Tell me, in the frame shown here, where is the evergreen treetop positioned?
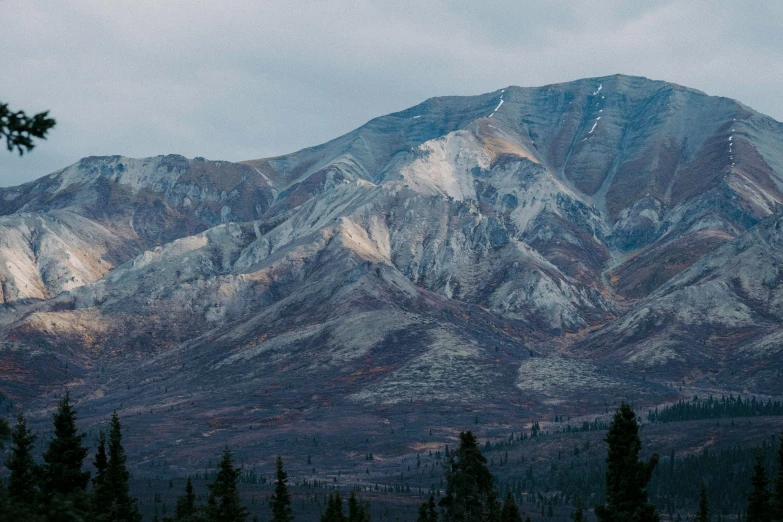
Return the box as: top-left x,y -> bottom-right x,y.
0,102 -> 56,155
595,402 -> 660,522
5,412 -> 39,512
347,490 -> 370,522
207,446 -> 248,522
747,454 -> 772,522
91,430 -> 111,519
417,494 -> 438,522
174,477 -> 199,521
571,497 -> 586,522
501,492 -> 523,522
270,455 -> 294,522
0,417 -> 10,449
773,431 -> 783,522
439,430 -> 496,522
321,492 -> 347,522
105,412 -> 141,522
42,392 -> 90,498
695,484 -> 710,522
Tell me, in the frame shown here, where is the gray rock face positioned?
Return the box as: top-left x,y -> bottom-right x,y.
2,74 -> 783,466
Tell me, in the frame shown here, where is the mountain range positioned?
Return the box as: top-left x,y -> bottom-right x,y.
1,74 -> 783,469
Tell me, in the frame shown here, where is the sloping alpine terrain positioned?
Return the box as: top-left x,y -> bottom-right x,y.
1,74 -> 783,470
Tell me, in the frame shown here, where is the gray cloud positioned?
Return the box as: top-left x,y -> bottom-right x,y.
1,0 -> 782,187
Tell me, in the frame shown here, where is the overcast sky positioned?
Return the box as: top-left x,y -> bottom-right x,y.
1,1 -> 782,187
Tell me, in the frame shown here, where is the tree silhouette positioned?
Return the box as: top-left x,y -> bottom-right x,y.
418,494 -> 438,522
5,413 -> 39,516
747,454 -> 772,522
773,431 -> 783,521
270,456 -> 293,522
694,484 -> 709,522
41,392 -> 90,516
104,412 -> 141,522
571,497 -> 586,522
439,431 -> 497,522
0,103 -> 55,155
206,446 -> 248,522
501,492 -> 523,522
595,402 -> 659,522
173,477 -> 199,521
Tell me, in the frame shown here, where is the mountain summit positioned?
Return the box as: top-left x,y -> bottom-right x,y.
2,75 -> 783,463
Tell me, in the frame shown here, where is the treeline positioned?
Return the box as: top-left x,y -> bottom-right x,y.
4,396 -> 783,521
0,393 -> 355,522
414,403 -> 661,522
433,403 -> 783,522
647,395 -> 783,423
479,418 -> 608,455
517,434 -> 783,517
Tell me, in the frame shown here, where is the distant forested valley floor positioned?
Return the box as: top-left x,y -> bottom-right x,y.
2,393 -> 783,522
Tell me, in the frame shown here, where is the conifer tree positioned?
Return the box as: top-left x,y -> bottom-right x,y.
347,491 -> 370,522
91,430 -> 112,518
174,477 -> 199,521
5,413 -> 39,509
486,489 -> 502,522
773,430 -> 783,521
594,402 -> 659,522
693,484 -> 709,522
747,454 -> 772,522
41,392 -> 90,515
0,479 -> 11,522
321,492 -> 347,522
439,431 -> 496,521
418,494 -> 438,522
501,492 -> 522,522
571,497 -> 586,522
0,417 -> 10,448
270,456 -> 293,522
206,446 -> 248,522
105,412 -> 141,522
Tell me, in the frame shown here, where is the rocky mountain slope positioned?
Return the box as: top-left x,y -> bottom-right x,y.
1,74 -> 783,468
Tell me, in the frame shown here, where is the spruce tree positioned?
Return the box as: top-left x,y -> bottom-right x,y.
347,491 -> 370,522
417,494 -> 438,522
501,492 -> 522,522
0,479 -> 11,522
91,430 -> 112,519
0,417 -> 10,448
41,392 -> 90,514
0,102 -> 56,155
571,497 -> 586,522
594,402 -> 659,522
486,489 -> 502,522
270,456 -> 293,522
439,431 -> 496,521
174,477 -> 199,521
321,492 -> 347,522
206,446 -> 248,522
773,430 -> 783,522
105,412 -> 141,522
694,484 -> 709,522
5,413 -> 39,509
747,454 -> 772,522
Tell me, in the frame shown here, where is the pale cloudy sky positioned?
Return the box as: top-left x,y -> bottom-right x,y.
1,1 -> 782,187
